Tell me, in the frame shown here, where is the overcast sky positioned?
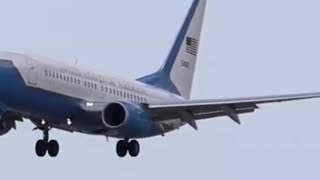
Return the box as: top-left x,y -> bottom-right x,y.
1,0 -> 320,179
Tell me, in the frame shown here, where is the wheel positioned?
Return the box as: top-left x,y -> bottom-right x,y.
47,140 -> 59,157
35,140 -> 47,157
128,140 -> 140,157
116,140 -> 128,158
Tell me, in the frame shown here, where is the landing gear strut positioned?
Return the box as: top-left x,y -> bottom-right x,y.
35,130 -> 60,157
116,139 -> 140,158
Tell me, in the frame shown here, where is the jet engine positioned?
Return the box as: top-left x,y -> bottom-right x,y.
101,101 -> 152,137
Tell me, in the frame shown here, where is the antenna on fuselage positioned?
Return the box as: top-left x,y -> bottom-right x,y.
74,59 -> 79,65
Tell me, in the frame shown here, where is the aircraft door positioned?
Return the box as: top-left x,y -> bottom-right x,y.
26,59 -> 38,86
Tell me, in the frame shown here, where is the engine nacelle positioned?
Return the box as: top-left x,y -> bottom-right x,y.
101,101 -> 152,137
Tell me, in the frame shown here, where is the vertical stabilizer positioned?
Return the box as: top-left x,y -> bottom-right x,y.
138,0 -> 207,99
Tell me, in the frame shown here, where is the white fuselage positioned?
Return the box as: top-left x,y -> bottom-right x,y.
10,52 -> 182,103
0,51 -> 184,137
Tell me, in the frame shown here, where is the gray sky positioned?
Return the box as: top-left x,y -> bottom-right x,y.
1,0 -> 320,179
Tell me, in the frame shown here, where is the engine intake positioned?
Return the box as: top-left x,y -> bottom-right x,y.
102,103 -> 127,128
100,101 -> 153,137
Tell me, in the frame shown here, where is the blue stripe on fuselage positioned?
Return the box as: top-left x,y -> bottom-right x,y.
0,60 -> 101,132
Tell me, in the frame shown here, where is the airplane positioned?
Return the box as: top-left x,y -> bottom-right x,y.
0,0 -> 319,158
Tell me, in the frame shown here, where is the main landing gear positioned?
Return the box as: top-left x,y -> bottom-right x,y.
35,130 -> 60,157
116,139 -> 140,158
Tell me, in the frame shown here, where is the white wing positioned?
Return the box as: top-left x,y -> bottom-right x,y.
148,92 -> 320,129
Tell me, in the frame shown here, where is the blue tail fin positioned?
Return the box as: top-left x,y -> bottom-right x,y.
138,0 -> 207,99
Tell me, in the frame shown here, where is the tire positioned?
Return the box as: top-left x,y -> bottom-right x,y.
116,140 -> 128,158
47,140 -> 59,157
128,140 -> 140,157
35,140 -> 47,157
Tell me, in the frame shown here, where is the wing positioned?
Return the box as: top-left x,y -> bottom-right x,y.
148,92 -> 320,129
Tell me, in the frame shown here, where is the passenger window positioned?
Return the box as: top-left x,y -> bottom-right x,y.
45,70 -> 48,76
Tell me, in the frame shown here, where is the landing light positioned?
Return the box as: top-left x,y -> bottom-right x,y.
67,118 -> 72,125
86,102 -> 94,107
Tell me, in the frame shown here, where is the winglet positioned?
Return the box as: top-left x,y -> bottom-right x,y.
221,105 -> 241,125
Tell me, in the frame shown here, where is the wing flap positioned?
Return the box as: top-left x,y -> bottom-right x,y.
152,103 -> 258,121
193,107 -> 256,120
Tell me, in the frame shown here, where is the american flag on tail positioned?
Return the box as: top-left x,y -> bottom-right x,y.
186,37 -> 198,56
